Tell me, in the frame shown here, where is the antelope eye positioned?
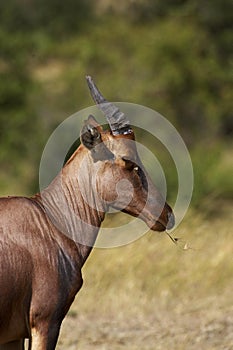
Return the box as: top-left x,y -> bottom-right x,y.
122,157 -> 138,171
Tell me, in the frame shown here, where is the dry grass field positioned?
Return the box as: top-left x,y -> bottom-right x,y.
57,201 -> 233,350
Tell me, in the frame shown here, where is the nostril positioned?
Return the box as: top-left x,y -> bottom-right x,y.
166,212 -> 175,229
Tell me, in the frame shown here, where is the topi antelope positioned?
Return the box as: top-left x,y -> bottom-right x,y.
0,76 -> 175,349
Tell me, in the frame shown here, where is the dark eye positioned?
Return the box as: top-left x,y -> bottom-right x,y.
122,157 -> 148,191
135,165 -> 148,191
124,161 -> 140,174
122,158 -> 137,171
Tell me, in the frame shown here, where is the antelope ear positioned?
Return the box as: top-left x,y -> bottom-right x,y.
80,115 -> 114,162
80,115 -> 103,150
81,124 -> 102,150
85,114 -> 104,132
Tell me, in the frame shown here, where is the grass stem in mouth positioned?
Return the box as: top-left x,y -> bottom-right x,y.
165,231 -> 192,250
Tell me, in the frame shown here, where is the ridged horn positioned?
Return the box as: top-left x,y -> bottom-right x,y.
86,75 -> 133,136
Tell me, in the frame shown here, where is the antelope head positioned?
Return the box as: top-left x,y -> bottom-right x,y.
80,76 -> 175,232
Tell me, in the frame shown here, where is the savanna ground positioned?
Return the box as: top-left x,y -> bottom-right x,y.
57,201 -> 233,350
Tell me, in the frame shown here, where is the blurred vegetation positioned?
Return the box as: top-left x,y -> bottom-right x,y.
0,0 -> 232,209
57,206 -> 233,349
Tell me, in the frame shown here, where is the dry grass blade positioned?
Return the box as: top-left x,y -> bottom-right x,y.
165,231 -> 193,250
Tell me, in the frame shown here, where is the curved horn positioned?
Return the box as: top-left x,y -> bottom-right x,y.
86,75 -> 133,136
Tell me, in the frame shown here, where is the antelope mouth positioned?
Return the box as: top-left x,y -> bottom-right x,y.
150,221 -> 167,232
149,212 -> 175,232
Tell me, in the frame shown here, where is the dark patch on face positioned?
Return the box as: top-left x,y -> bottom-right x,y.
122,158 -> 148,192
137,165 -> 148,192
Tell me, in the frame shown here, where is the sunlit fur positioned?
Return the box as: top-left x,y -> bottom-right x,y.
0,118 -> 174,349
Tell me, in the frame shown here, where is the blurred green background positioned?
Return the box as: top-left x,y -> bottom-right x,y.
0,2 -> 233,349
0,0 -> 232,209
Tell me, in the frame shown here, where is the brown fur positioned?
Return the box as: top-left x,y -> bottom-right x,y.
0,121 -> 174,349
